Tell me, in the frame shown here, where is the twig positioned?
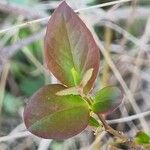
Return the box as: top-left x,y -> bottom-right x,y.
0,62 -> 10,115
101,27 -> 112,87
0,18 -> 48,35
0,131 -> 31,142
22,47 -> 48,74
1,110 -> 148,143
0,0 -> 133,34
0,30 -> 45,59
87,131 -> 106,150
97,114 -> 141,150
75,0 -> 132,12
120,0 -> 138,47
10,123 -> 25,134
98,114 -> 128,141
84,20 -> 150,133
97,21 -> 143,49
37,139 -> 52,150
0,30 -> 45,75
0,1 -> 46,19
107,110 -> 150,124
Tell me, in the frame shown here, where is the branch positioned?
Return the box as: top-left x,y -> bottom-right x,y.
0,30 -> 45,59
0,0 -> 133,34
107,110 -> 150,124
0,131 -> 31,142
85,20 -> 150,133
97,114 -> 141,150
0,30 -> 45,74
0,1 -> 46,19
98,114 -> 128,141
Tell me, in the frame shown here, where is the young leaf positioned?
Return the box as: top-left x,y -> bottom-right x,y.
44,1 -> 100,94
80,68 -> 94,88
91,86 -> 123,114
71,67 -> 80,86
135,131 -> 150,144
24,84 -> 90,139
89,116 -> 100,128
56,86 -> 79,96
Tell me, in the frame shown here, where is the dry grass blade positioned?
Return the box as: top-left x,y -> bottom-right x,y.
0,131 -> 31,142
84,20 -> 150,133
0,0 -> 133,35
0,62 -> 10,114
107,110 -> 150,124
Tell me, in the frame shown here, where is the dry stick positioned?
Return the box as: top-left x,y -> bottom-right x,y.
97,21 -> 140,48
88,131 -> 106,150
86,22 -> 150,133
21,47 -> 48,75
75,0 -> 132,12
107,110 -> 150,124
0,62 -> 10,114
0,110 -> 149,143
0,131 -> 31,142
97,114 -> 141,150
101,27 -> 112,87
0,0 -> 133,35
102,47 -> 149,132
128,18 -> 150,115
37,139 -> 52,150
98,38 -> 149,133
98,114 -> 128,141
1,30 -> 45,59
118,105 -> 138,134
0,30 -> 45,74
95,26 -> 112,150
0,17 -> 48,35
129,51 -> 143,96
120,0 -> 138,47
97,20 -> 148,51
110,7 -> 150,21
0,1 -> 46,19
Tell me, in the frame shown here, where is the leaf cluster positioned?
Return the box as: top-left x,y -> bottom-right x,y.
23,1 -> 123,139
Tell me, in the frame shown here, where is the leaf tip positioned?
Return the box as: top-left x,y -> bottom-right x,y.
58,0 -> 70,10
80,68 -> 94,88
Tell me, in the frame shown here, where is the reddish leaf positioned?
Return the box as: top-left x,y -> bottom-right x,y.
24,84 -> 89,139
44,1 -> 100,94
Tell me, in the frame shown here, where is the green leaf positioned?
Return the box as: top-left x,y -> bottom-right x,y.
24,84 -> 90,139
89,116 -> 100,128
71,67 -> 80,86
20,75 -> 44,96
44,1 -> 100,94
3,93 -> 23,115
91,86 -> 123,114
135,131 -> 150,144
10,0 -> 38,6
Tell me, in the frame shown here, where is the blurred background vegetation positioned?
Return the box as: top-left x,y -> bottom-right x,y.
0,0 -> 150,149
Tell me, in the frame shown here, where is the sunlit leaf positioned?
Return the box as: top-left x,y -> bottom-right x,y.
71,67 -> 80,86
80,68 -> 94,88
24,84 -> 90,139
3,93 -> 23,115
44,1 -> 100,94
56,86 -> 79,96
91,86 -> 123,114
135,131 -> 150,144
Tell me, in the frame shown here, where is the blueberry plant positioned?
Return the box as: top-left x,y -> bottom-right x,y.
23,1 -> 146,149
